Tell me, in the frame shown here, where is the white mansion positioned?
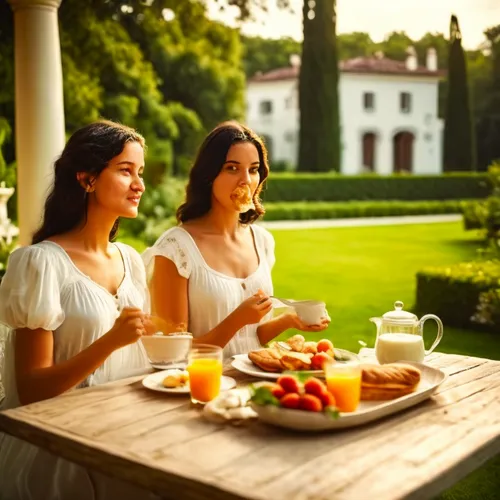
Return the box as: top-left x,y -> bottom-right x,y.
245,49 -> 444,174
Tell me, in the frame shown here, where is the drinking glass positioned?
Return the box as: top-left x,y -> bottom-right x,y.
187,344 -> 223,404
323,352 -> 361,412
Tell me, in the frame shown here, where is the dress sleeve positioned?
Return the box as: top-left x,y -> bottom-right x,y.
0,246 -> 65,331
142,229 -> 192,280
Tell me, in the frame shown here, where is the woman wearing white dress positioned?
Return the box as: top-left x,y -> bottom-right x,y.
0,121 -> 159,499
143,121 -> 330,358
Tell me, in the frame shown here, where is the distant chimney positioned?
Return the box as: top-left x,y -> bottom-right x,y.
290,54 -> 301,68
405,46 -> 418,71
426,47 -> 438,71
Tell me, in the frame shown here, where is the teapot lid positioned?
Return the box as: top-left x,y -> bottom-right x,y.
382,301 -> 418,324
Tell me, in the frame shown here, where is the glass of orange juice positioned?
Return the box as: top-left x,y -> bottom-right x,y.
323,352 -> 361,412
187,344 -> 223,404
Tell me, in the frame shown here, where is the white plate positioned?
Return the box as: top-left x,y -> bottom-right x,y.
142,370 -> 237,394
250,361 -> 446,431
231,348 -> 356,380
150,362 -> 187,371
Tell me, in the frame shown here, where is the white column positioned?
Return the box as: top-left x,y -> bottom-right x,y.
8,0 -> 65,246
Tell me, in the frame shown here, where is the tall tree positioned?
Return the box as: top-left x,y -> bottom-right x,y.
476,25 -> 500,170
377,31 -> 413,61
337,32 -> 375,60
443,15 -> 476,171
298,0 -> 340,172
241,35 -> 301,78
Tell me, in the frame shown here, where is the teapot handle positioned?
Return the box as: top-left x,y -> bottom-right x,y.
420,314 -> 443,356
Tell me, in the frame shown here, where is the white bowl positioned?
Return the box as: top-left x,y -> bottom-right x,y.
140,334 -> 192,366
292,300 -> 327,325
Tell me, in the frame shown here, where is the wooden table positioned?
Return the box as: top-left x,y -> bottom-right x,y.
0,350 -> 499,500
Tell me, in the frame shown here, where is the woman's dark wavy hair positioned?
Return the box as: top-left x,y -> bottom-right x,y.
176,121 -> 270,225
32,120 -> 145,244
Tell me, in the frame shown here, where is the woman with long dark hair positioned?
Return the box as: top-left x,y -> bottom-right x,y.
143,121 -> 329,357
0,120 -> 158,499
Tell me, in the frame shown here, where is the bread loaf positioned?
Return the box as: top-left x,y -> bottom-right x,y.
360,363 -> 421,401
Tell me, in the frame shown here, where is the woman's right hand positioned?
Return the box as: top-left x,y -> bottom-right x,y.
233,290 -> 273,327
104,307 -> 148,350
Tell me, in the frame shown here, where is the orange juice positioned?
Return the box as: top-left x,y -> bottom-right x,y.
326,372 -> 361,412
187,358 -> 223,403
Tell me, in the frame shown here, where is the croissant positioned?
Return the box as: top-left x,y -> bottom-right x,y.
230,185 -> 254,212
248,349 -> 283,372
286,334 -> 306,352
360,363 -> 421,401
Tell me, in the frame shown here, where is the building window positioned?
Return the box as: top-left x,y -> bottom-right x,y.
259,100 -> 273,115
400,92 -> 411,113
285,96 -> 293,109
363,92 -> 375,111
284,130 -> 296,143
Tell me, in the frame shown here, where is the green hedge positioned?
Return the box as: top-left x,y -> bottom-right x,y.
462,201 -> 485,230
262,172 -> 489,202
262,199 -> 478,221
415,261 -> 500,332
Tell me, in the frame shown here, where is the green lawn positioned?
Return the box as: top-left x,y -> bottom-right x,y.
120,221 -> 499,499
271,222 -> 500,361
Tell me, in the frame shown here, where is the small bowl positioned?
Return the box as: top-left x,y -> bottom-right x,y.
140,334 -> 193,366
292,300 -> 327,325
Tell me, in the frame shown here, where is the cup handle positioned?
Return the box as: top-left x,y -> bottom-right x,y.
420,314 -> 443,356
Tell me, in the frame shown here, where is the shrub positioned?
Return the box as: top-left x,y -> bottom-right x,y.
120,177 -> 185,246
262,172 -> 489,202
462,200 -> 486,230
415,260 -> 500,332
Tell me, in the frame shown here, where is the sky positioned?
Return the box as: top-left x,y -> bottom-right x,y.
207,0 -> 500,50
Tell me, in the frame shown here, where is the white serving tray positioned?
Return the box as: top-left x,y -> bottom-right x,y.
251,361 -> 446,431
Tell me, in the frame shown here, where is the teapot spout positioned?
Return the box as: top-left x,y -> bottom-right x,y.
369,317 -> 382,328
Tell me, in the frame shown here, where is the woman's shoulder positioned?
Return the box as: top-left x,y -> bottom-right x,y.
152,225 -> 191,246
1,241 -> 67,291
114,241 -> 142,263
7,241 -> 64,267
250,224 -> 276,269
251,223 -> 274,244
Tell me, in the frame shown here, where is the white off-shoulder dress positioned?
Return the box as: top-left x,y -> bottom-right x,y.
0,241 -> 157,500
142,224 -> 276,358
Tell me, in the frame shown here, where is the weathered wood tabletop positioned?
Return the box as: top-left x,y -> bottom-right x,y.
0,349 -> 499,500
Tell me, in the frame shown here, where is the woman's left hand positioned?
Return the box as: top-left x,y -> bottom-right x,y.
285,312 -> 331,332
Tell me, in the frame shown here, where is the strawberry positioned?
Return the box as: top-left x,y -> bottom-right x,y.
277,375 -> 301,394
271,385 -> 286,399
299,394 -> 323,412
280,392 -> 301,409
317,339 -> 334,353
311,352 -> 332,370
304,377 -> 328,399
319,391 -> 336,408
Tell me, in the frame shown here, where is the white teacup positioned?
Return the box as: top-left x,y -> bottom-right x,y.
291,300 -> 328,325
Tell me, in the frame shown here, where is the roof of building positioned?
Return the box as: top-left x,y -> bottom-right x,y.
249,57 -> 444,83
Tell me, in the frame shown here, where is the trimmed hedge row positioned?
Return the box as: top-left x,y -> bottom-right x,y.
262,172 -> 489,202
415,261 -> 500,332
262,199 -> 478,221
